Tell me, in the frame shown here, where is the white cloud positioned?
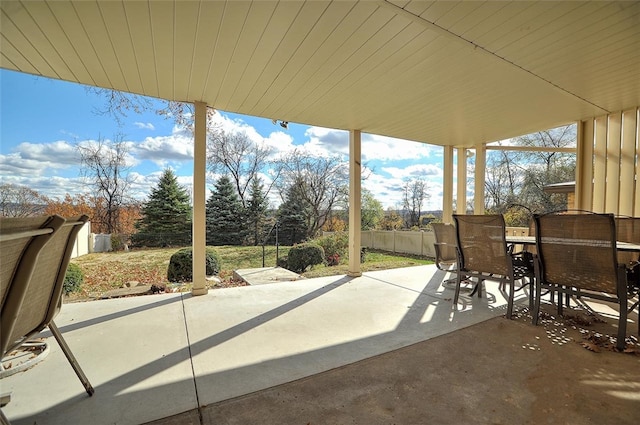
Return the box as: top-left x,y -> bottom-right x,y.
134,122 -> 155,130
15,140 -> 79,164
262,131 -> 295,156
210,112 -> 264,143
365,163 -> 444,211
381,163 -> 441,180
362,134 -> 436,162
0,174 -> 87,200
2,140 -> 81,173
0,153 -> 56,177
126,171 -> 163,200
302,127 -> 349,157
294,127 -> 439,163
364,173 -> 405,210
134,131 -> 193,167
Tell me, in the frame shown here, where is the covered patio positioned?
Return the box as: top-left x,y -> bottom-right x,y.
1,1 -> 640,423
2,0 -> 639,289
2,266 -> 638,424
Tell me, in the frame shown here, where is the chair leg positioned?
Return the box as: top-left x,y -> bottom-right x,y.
48,321 -> 95,396
558,286 -> 564,316
532,281 -> 542,325
617,300 -> 628,351
528,277 -> 534,311
453,273 -> 462,305
506,279 -> 514,319
469,278 -> 483,298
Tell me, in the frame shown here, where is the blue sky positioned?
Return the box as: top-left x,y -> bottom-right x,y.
1,69 -> 445,210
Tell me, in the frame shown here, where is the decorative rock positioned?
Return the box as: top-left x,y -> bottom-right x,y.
100,285 -> 152,299
150,283 -> 166,294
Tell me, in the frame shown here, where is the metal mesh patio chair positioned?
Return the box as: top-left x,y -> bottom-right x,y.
532,212 -> 636,350
452,214 -> 534,319
432,223 -> 461,287
1,215 -> 94,417
615,216 -> 640,294
432,223 -> 457,271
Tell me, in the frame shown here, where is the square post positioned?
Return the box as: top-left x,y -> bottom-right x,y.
348,130 -> 362,277
474,143 -> 486,215
192,101 -> 208,296
442,146 -> 454,222
456,148 -> 467,214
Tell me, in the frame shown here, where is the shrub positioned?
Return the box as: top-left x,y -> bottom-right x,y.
326,253 -> 340,266
286,243 -> 325,273
276,256 -> 288,269
111,233 -> 127,251
314,232 -> 348,263
167,247 -> 221,283
63,263 -> 84,294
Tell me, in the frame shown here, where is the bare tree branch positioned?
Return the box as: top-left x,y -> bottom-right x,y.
77,135 -> 135,233
207,130 -> 274,207
0,184 -> 48,217
275,149 -> 349,237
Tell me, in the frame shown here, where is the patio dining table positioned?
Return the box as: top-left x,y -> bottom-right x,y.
505,235 -> 640,297
505,235 -> 640,252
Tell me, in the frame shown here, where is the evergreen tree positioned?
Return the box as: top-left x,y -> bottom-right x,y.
246,177 -> 269,245
277,178 -> 311,245
133,169 -> 191,247
206,175 -> 245,245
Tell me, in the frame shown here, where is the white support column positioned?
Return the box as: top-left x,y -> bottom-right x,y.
592,115 -> 608,213
474,144 -> 486,215
576,119 -> 594,211
348,130 -> 362,277
191,101 -> 208,296
620,109 -> 638,216
456,148 -> 467,214
443,146 -> 454,223
605,112 -> 622,214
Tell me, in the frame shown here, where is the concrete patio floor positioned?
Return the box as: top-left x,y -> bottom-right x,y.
1,265 -> 638,424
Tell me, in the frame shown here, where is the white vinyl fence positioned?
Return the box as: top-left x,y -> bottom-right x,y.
329,226 -> 531,258
74,226 -> 533,259
69,221 -> 114,258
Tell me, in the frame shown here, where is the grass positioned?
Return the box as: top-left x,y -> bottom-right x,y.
69,245 -> 433,300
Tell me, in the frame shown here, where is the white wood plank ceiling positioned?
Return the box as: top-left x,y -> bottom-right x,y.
2,0 -> 639,147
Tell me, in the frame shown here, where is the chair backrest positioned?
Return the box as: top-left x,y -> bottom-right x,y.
432,223 -> 457,267
528,219 -> 536,237
615,216 -> 640,265
526,218 -> 538,254
534,212 -> 619,294
1,215 -> 88,356
453,214 -> 509,276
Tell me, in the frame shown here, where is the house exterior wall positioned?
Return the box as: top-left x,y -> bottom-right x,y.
577,107 -> 640,215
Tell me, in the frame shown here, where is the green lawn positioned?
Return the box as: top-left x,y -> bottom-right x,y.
69,245 -> 433,299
